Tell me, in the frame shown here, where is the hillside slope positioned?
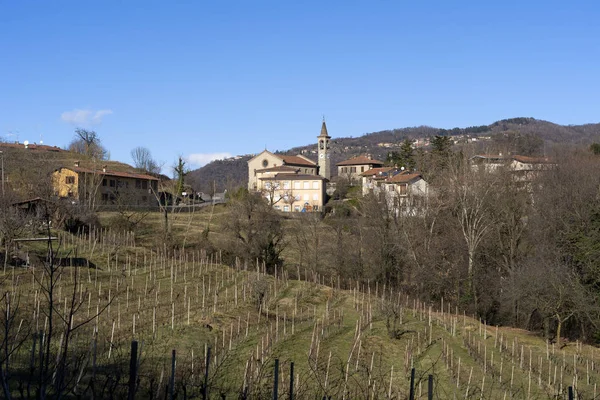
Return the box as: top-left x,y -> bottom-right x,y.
4,219 -> 598,398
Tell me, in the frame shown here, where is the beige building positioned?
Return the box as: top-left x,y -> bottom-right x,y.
52,163 -> 159,207
337,155 -> 385,183
258,173 -> 328,212
248,150 -> 317,191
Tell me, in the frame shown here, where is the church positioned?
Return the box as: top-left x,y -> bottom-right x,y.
247,121 -> 331,212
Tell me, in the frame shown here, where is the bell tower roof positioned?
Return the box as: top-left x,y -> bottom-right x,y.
318,119 -> 330,138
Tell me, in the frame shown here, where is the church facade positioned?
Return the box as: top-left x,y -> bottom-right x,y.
247,121 -> 331,212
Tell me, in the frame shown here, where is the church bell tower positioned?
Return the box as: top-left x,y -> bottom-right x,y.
317,119 -> 331,180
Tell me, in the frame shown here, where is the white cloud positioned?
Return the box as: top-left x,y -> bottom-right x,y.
186,152 -> 232,167
61,109 -> 113,126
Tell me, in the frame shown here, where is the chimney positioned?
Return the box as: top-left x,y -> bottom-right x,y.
102,165 -> 107,173
74,161 -> 80,167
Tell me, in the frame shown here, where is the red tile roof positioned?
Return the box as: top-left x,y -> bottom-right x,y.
386,172 -> 422,184
361,167 -> 395,177
337,155 -> 384,166
60,166 -> 158,181
280,155 -> 316,167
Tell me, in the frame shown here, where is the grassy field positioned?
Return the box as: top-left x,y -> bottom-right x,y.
1,208 -> 599,399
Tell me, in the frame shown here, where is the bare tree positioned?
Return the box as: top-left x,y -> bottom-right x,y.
131,146 -> 160,174
448,159 -> 496,308
68,129 -> 107,160
260,180 -> 283,207
222,189 -> 285,273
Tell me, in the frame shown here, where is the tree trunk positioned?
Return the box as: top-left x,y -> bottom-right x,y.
467,251 -> 478,308
556,314 -> 562,349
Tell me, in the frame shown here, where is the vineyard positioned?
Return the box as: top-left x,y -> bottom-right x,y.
0,222 -> 598,399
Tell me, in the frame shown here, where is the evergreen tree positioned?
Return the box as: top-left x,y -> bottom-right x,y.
174,156 -> 187,197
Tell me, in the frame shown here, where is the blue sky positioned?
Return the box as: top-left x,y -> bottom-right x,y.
1,1 -> 598,172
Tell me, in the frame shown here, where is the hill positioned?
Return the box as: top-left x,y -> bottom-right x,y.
186,117 -> 600,193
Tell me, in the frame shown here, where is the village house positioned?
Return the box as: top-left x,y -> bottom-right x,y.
360,165 -> 429,215
336,155 -> 385,183
376,171 -> 429,216
52,162 -> 159,207
360,166 -> 397,196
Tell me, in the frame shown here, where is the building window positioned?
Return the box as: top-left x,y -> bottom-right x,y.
312,181 -> 319,189
274,205 -> 281,210
101,193 -> 109,202
142,180 -> 148,190
313,205 -> 319,211
102,179 -> 107,186
303,194 -> 309,201
294,205 -> 301,212
388,185 -> 395,192
262,159 -> 269,167
65,176 -> 75,184
283,205 -> 290,212
350,167 -> 357,173
142,196 -> 147,202
293,181 -> 301,189
283,181 -> 290,189
361,166 -> 365,172
136,180 -> 141,189
399,184 -> 408,196
303,181 -> 309,189
313,194 -> 319,201
109,180 -> 116,187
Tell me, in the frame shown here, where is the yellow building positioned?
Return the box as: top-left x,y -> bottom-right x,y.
52,163 -> 159,207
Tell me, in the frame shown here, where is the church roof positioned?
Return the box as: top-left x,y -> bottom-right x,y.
256,166 -> 299,173
280,155 -> 316,167
259,173 -> 327,181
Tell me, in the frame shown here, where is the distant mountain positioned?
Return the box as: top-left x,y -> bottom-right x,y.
186,118 -> 600,193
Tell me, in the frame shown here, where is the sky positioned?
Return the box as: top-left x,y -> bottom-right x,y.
1,1 -> 599,172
